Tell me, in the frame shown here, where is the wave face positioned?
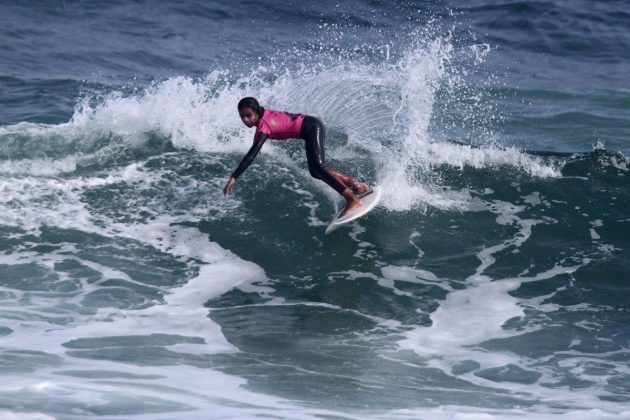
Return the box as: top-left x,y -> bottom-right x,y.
1,1 -> 629,418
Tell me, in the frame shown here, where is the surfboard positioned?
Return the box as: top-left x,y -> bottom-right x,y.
325,186 -> 382,234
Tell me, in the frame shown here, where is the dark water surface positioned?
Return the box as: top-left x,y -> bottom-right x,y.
0,1 -> 629,418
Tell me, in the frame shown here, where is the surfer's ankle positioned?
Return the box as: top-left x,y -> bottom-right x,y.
341,188 -> 356,200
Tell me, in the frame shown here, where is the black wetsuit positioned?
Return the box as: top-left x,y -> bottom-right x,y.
231,115 -> 349,195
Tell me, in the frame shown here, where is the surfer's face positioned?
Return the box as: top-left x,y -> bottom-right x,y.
239,107 -> 259,128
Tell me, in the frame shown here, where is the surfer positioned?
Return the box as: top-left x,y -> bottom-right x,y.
223,97 -> 369,217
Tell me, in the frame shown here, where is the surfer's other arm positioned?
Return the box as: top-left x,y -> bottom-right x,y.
223,132 -> 268,196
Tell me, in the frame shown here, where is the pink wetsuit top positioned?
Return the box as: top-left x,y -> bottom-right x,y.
255,109 -> 304,140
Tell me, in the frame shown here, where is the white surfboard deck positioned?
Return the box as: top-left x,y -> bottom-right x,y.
325,186 -> 382,235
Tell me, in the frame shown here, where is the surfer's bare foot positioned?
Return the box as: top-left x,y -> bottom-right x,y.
338,188 -> 363,217
351,182 -> 370,195
340,197 -> 363,218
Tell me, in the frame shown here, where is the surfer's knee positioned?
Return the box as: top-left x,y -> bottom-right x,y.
307,161 -> 326,179
308,166 -> 323,179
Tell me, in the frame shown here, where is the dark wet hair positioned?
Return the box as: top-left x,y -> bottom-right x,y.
237,97 -> 265,116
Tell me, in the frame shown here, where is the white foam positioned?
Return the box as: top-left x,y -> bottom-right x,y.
0,162 -> 150,232
0,224 -> 297,417
381,265 -> 452,293
0,360 -> 354,419
0,156 -> 78,175
0,155 -> 299,416
0,412 -> 55,420
378,406 -> 630,420
0,213 -> 271,355
393,197 -> 623,412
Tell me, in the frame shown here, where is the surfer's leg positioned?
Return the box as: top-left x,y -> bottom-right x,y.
327,168 -> 354,187
302,124 -> 367,194
327,168 -> 370,195
302,117 -> 348,195
301,116 -> 363,217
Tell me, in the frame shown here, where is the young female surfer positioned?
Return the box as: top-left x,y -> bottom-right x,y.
223,97 -> 369,217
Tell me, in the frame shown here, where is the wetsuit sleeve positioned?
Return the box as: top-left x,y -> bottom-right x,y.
230,132 -> 268,179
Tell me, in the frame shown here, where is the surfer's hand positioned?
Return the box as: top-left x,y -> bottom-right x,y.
223,177 -> 236,197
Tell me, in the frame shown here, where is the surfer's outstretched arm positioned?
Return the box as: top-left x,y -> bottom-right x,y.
224,133 -> 268,196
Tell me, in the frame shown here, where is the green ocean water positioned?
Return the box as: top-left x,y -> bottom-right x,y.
1,1 -> 629,418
